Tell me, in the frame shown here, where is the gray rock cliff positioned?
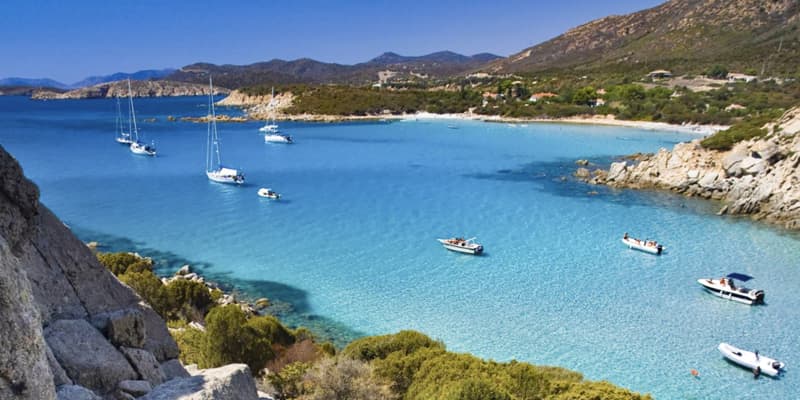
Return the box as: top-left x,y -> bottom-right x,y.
0,143 -> 261,399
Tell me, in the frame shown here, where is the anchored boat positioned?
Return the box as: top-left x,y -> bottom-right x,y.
437,237 -> 483,255
257,188 -> 280,199
205,76 -> 244,185
718,342 -> 785,377
622,233 -> 663,255
697,273 -> 764,305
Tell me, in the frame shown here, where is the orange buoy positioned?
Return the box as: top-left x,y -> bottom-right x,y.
691,369 -> 699,377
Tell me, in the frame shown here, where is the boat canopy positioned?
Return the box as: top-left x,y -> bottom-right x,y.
726,273 -> 754,281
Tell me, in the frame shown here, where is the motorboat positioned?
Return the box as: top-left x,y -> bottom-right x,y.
205,76 -> 244,185
264,133 -> 293,144
697,273 -> 764,305
437,237 -> 483,255
257,188 -> 280,199
718,342 -> 785,377
621,233 -> 663,255
206,167 -> 244,184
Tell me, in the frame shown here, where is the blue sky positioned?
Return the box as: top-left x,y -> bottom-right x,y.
1,1 -> 663,83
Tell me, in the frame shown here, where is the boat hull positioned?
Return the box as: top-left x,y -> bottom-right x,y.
718,342 -> 784,377
622,237 -> 662,255
130,142 -> 156,156
437,239 -> 483,255
206,171 -> 244,185
697,279 -> 764,305
264,134 -> 292,143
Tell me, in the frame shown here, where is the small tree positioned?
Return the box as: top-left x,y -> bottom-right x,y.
303,357 -> 393,400
202,305 -> 273,372
266,361 -> 310,400
706,65 -> 729,79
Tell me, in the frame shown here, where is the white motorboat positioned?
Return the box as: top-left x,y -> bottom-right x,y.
114,95 -> 133,144
437,237 -> 483,255
621,233 -> 663,255
264,133 -> 293,144
125,79 -> 157,156
718,342 -> 785,377
698,274 -> 764,305
206,76 -> 244,185
257,188 -> 280,199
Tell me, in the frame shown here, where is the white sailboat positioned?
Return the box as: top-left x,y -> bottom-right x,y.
260,87 -> 293,143
126,80 -> 156,156
206,76 -> 244,185
114,95 -> 133,144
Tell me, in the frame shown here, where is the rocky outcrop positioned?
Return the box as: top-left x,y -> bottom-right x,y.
587,107 -> 800,230
141,364 -> 259,400
31,80 -> 229,100
216,89 -> 294,121
0,143 -> 262,399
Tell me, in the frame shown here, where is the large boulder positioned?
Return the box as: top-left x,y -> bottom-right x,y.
739,156 -> 766,176
44,319 -> 137,393
607,161 -> 628,181
120,347 -> 166,387
46,343 -> 72,386
160,359 -> 190,381
139,304 -> 180,361
105,309 -> 146,348
141,364 -> 258,400
118,380 -> 152,397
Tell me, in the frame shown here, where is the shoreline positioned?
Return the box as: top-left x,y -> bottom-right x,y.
239,110 -> 727,136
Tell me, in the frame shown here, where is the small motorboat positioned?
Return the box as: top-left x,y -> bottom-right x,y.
437,237 -> 483,255
621,233 -> 663,255
257,188 -> 280,199
697,273 -> 764,305
264,133 -> 293,144
718,342 -> 785,377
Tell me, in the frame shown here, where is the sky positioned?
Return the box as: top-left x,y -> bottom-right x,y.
0,0 -> 664,84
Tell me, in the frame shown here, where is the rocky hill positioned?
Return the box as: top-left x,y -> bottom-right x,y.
585,107 -> 800,230
31,80 -> 228,100
0,145 -> 260,399
166,51 -> 501,89
491,0 -> 800,75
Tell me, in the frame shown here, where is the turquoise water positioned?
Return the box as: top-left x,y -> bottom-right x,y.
2,96 -> 799,398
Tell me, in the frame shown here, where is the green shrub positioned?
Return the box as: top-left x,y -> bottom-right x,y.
342,330 -> 444,361
202,305 -> 273,373
119,270 -> 170,317
165,279 -> 214,318
246,315 -> 296,347
700,112 -> 778,150
97,252 -> 152,276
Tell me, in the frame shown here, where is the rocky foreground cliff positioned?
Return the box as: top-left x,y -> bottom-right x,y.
585,107 -> 800,230
31,80 -> 229,100
0,144 -> 260,399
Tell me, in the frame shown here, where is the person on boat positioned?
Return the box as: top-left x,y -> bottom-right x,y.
623,232 -> 629,239
720,278 -> 726,286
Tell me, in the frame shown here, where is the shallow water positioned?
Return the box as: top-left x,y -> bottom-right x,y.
2,96 -> 798,399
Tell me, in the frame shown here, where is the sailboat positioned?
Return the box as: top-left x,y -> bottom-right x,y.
260,87 -> 293,143
126,80 -> 157,156
206,76 -> 244,184
114,95 -> 133,144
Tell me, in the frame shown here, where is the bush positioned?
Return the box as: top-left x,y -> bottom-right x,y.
246,315 -> 296,347
202,305 -> 273,373
342,330 -> 444,362
303,357 -> 391,400
119,270 -> 170,317
165,279 -> 214,319
700,112 -> 778,150
97,252 -> 153,276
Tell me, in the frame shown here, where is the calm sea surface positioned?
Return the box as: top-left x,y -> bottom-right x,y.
2,96 -> 798,398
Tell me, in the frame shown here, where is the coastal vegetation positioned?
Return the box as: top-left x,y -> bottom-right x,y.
97,251 -> 649,399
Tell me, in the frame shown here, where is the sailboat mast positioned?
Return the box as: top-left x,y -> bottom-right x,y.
209,76 -> 222,169
127,79 -> 139,142
115,95 -> 122,137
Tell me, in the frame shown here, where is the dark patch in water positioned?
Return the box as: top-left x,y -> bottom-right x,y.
68,227 -> 365,347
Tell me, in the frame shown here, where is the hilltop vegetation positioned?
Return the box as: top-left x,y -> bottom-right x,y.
97,252 -> 648,399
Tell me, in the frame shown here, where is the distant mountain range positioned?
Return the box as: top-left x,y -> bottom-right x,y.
0,68 -> 175,90
491,0 -> 800,75
165,51 -> 502,89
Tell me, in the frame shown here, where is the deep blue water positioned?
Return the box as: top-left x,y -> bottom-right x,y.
2,96 -> 799,399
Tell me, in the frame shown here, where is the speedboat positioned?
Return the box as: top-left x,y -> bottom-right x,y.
718,342 -> 785,377
264,133 -> 293,144
130,141 -> 156,156
437,237 -> 483,255
257,188 -> 280,199
621,233 -> 663,255
206,167 -> 244,184
697,273 -> 764,305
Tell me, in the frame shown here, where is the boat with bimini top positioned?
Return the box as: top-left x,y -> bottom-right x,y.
697,273 -> 764,305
